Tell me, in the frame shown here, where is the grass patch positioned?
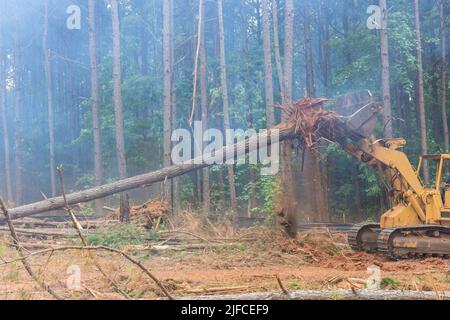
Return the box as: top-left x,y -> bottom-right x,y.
381,277 -> 400,290
287,282 -> 302,290
86,224 -> 156,249
438,275 -> 450,283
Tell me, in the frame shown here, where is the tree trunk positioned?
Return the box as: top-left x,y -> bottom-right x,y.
0,22 -> 12,203
247,166 -> 257,218
2,128 -> 291,223
379,0 -> 392,138
304,0 -> 315,97
119,193 -> 130,223
139,0 -> 149,77
169,289 -> 450,301
43,1 -> 57,197
215,116 -> 226,209
110,0 -> 128,180
432,64 -> 441,140
88,0 -> 103,215
440,0 -> 449,153
217,0 -> 238,222
319,0 -> 330,97
163,0 -> 173,206
283,0 -> 294,104
272,0 -> 284,100
351,161 -> 363,221
261,0 -> 275,127
13,27 -> 23,205
170,0 -> 180,215
413,0 -> 429,183
280,0 -> 298,236
199,0 -> 210,216
303,0 -> 327,222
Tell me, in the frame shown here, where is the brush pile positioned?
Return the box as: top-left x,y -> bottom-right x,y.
114,199 -> 169,229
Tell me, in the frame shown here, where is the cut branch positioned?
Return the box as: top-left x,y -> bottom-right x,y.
0,197 -> 63,300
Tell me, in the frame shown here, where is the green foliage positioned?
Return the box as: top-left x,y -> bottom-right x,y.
259,174 -> 281,215
381,277 -> 400,290
86,224 -> 154,249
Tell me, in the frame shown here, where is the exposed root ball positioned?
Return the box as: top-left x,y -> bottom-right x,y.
278,98 -> 336,148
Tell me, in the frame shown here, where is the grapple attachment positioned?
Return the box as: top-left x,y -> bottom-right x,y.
334,90 -> 382,139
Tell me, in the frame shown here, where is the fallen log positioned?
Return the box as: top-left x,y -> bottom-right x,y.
14,218 -> 118,229
1,98 -> 380,224
0,226 -> 80,238
1,127 -> 293,223
166,289 -> 450,300
149,243 -> 239,252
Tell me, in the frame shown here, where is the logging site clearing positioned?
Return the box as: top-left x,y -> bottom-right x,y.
2,216 -> 450,300
1,94 -> 450,301
1,0 -> 450,305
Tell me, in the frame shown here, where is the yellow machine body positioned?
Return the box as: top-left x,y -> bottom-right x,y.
346,138 -> 450,229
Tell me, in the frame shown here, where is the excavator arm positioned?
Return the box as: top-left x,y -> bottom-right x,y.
330,92 -> 450,258
332,99 -> 442,227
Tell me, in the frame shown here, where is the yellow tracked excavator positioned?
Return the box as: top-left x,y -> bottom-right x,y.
328,91 -> 450,259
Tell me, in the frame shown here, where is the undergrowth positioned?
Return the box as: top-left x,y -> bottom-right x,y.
86,224 -> 158,249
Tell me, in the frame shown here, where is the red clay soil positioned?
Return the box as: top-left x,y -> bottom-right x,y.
2,228 -> 450,299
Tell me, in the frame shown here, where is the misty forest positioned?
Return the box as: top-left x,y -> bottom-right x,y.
0,0 -> 448,227
1,0 -> 450,301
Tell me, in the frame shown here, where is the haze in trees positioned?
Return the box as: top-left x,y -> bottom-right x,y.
0,0 -> 447,227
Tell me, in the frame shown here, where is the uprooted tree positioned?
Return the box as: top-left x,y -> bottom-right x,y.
0,97 -> 381,236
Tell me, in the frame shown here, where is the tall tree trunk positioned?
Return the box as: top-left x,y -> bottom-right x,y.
163,0 -> 173,206
440,0 -> 449,153
199,0 -> 210,216
217,0 -> 238,221
247,92 -> 257,218
43,0 -> 57,197
304,0 -> 327,222
170,0 -> 180,214
283,0 -> 294,104
88,0 -> 103,215
215,116 -> 226,208
139,0 -> 149,76
319,0 -> 330,97
110,0 -> 128,180
304,0 -> 315,97
13,27 -> 22,205
261,0 -> 275,127
0,22 -> 12,203
379,0 -> 392,138
272,0 -> 284,100
413,0 -> 429,183
280,0 -> 298,236
432,65 -> 441,140
351,162 -> 363,221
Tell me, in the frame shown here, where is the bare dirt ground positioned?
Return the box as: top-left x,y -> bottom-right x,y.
2,223 -> 450,300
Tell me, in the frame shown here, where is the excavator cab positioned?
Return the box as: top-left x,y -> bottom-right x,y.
416,154 -> 450,210
440,158 -> 450,210
445,178 -> 450,210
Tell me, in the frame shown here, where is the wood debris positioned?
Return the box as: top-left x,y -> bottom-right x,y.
113,199 -> 169,229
